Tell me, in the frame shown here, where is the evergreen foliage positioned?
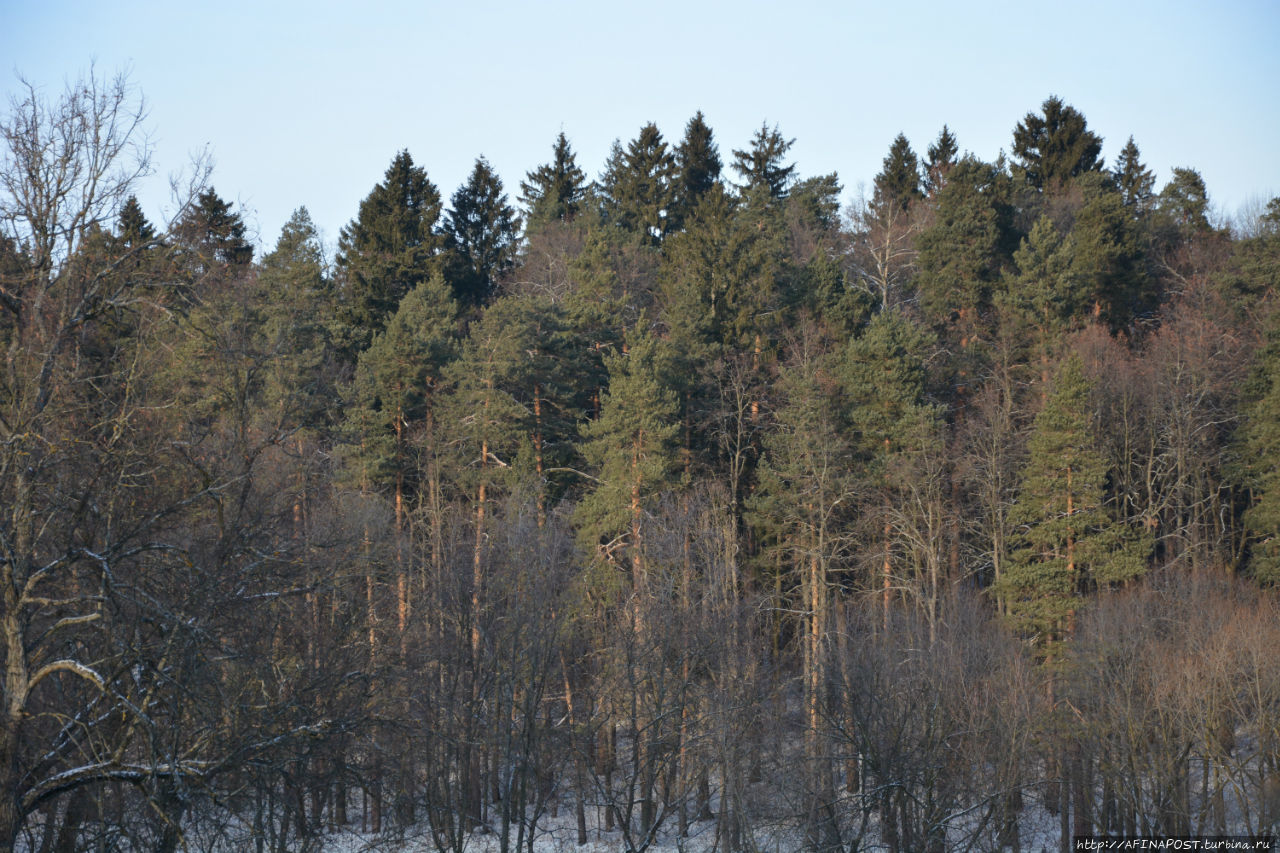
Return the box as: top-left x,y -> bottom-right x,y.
115,194 -> 155,247
924,124 -> 959,196
841,310 -> 937,460
1237,317 -> 1280,583
1068,178 -> 1151,327
671,110 -> 722,231
999,356 -> 1148,649
1112,136 -> 1156,215
173,186 -> 253,271
6,77 -> 1280,851
345,272 -> 458,495
257,207 -> 338,427
1012,95 -> 1104,191
731,122 -> 796,200
575,326 -> 681,572
443,156 -> 519,307
335,150 -> 444,358
520,131 -> 587,227
872,133 -> 923,214
1157,167 -> 1212,231
659,183 -> 777,351
914,156 -> 1015,334
600,123 -> 678,245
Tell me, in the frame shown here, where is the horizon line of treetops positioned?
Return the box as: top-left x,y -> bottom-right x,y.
7,72 -> 1280,848
109,92 -> 1280,611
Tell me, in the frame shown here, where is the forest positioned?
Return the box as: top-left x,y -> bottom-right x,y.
2,68 -> 1280,853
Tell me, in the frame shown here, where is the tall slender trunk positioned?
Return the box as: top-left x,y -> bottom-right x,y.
0,720 -> 21,853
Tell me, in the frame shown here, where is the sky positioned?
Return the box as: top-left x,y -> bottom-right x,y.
3,0 -> 1278,254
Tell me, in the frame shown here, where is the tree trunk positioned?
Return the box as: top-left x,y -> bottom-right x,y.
0,717 -> 21,853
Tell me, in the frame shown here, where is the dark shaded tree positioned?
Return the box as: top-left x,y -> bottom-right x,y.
1012,96 -> 1104,191
172,186 -> 253,272
600,123 -> 678,245
115,194 -> 155,248
335,150 -> 443,358
872,133 -> 922,215
443,156 -> 519,307
1157,167 -> 1212,232
1112,136 -> 1156,216
519,131 -> 587,228
731,122 -> 796,201
914,156 -> 1016,346
924,124 -> 959,197
671,110 -> 722,231
998,356 -> 1148,654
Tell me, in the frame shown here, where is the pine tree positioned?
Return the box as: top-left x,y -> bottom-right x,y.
520,131 -> 587,227
840,311 -> 943,626
1069,178 -> 1150,328
671,110 -> 722,231
1237,319 -> 1280,583
335,150 -> 444,358
600,123 -> 679,245
731,122 -> 796,201
1157,167 -> 1212,232
1012,96 -> 1104,191
574,326 -> 681,587
443,157 -> 519,307
346,273 -> 458,516
998,215 -> 1082,377
872,133 -> 923,215
998,356 -> 1148,653
1111,136 -> 1155,215
924,125 -> 959,197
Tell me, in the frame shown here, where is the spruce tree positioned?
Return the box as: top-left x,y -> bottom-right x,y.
914,156 -> 1015,341
115,195 -> 155,248
1111,136 -> 1156,215
261,207 -> 326,295
520,131 -> 587,227
872,133 -> 923,215
335,150 -> 444,358
731,122 -> 796,201
443,157 -> 519,307
671,110 -> 722,231
840,310 -> 942,624
173,187 -> 253,272
1012,96 -> 1104,191
924,125 -> 959,197
600,123 -> 678,245
109,195 -> 162,286
842,310 -> 936,460
658,183 -> 776,351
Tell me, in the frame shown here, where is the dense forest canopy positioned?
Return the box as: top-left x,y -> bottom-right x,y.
2,71 -> 1280,852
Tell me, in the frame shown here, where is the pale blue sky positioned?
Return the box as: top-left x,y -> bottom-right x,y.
3,0 -> 1277,251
